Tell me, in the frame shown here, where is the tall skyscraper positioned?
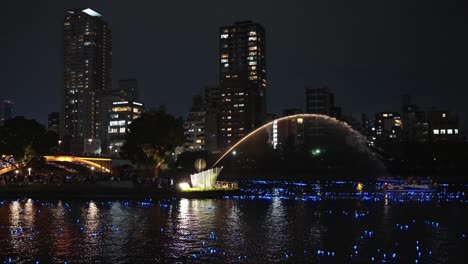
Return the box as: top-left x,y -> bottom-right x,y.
0,100 -> 13,126
60,8 -> 112,153
218,21 -> 267,149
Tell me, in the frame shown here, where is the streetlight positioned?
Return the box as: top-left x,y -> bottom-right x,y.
28,167 -> 32,176
58,140 -> 62,153
109,145 -> 113,155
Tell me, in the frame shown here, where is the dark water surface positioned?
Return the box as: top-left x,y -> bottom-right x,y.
1,182 -> 467,263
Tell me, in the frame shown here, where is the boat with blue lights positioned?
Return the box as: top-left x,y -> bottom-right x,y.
377,177 -> 436,192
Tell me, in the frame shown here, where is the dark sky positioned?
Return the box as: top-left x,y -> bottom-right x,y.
1,0 -> 467,125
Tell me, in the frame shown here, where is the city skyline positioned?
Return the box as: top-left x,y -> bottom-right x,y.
2,0 -> 467,125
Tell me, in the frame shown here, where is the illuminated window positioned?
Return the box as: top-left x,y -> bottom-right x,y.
447,129 -> 453,134
119,127 -> 126,133
440,129 -> 446,134
221,54 -> 229,58
248,46 -> 257,51
249,31 -> 257,36
248,52 -> 257,56
227,116 -> 232,119
196,139 -> 202,143
227,128 -> 232,131
442,113 -> 446,118
248,36 -> 257,41
248,61 -> 257,66
224,63 -> 229,68
112,106 -> 132,112
248,76 -> 258,80
221,59 -> 228,63
249,66 -> 257,70
110,114 -> 118,119
220,34 -> 229,39
297,118 -> 303,124
247,56 -> 255,60
249,71 -> 257,75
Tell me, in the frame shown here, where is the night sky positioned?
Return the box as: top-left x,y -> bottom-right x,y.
2,0 -> 467,126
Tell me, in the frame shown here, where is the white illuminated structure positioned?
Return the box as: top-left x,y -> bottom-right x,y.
190,167 -> 223,189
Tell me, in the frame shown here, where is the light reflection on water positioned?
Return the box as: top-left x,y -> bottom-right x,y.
0,186 -> 467,263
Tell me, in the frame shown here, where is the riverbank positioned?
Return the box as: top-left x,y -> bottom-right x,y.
0,181 -> 240,199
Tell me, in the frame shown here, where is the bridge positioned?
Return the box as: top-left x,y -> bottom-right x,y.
0,156 -> 112,175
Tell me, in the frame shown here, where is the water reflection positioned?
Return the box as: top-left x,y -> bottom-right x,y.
0,186 -> 467,263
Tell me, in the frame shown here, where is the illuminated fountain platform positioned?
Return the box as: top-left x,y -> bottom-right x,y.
179,167 -> 239,192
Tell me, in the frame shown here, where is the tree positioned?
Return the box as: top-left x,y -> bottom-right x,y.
120,110 -> 185,177
0,117 -> 58,173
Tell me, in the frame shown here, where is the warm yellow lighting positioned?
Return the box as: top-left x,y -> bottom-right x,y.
356,182 -> 364,192
179,182 -> 191,190
297,118 -> 303,124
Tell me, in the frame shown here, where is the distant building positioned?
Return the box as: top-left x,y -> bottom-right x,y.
0,100 -> 13,126
107,101 -> 144,155
204,86 -> 221,153
305,86 -> 341,142
401,94 -> 429,142
47,112 -> 60,133
218,21 -> 267,149
428,109 -> 459,141
305,86 -> 341,118
118,79 -> 139,102
274,109 -> 305,149
60,8 -> 112,153
184,95 -> 206,151
375,112 -> 402,141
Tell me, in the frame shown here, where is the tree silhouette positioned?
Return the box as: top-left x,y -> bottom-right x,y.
120,110 -> 184,177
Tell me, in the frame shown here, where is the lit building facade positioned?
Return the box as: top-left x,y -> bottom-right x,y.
60,8 -> 112,153
184,95 -> 206,151
272,109 -> 304,149
218,21 -> 267,149
374,112 -> 402,141
107,101 -> 144,155
0,100 -> 13,126
429,110 -> 459,141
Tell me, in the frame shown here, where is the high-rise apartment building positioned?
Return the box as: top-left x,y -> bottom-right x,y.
184,95 -> 206,151
218,21 -> 267,149
60,8 -> 112,153
0,100 -> 13,126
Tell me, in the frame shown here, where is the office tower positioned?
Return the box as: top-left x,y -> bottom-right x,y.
204,86 -> 221,153
305,86 -> 341,141
184,95 -> 206,151
61,8 -> 112,153
107,101 -> 144,155
47,112 -> 60,133
0,100 -> 13,126
218,21 -> 267,149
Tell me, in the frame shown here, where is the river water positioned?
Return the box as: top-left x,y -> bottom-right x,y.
0,181 -> 467,263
